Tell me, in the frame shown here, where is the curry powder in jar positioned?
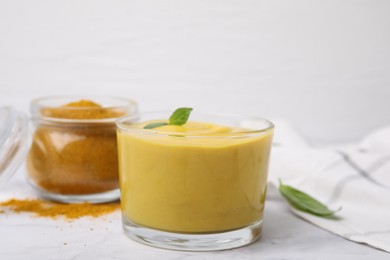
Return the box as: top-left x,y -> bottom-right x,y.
26,96 -> 137,203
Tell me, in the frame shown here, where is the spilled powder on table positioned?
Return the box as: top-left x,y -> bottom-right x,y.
0,199 -> 120,220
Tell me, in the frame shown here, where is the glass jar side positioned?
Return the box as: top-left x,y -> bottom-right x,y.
27,121 -> 120,196
26,96 -> 137,203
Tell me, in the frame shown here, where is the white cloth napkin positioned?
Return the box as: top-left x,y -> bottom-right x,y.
269,122 -> 390,253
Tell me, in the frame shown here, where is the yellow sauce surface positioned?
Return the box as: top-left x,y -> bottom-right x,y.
117,121 -> 273,233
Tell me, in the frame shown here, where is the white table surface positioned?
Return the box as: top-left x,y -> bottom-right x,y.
1,0 -> 390,258
1,169 -> 389,260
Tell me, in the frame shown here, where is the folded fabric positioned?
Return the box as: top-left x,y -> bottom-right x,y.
269,124 -> 390,253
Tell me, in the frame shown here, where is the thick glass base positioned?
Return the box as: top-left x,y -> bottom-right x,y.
122,216 -> 262,251
28,182 -> 120,204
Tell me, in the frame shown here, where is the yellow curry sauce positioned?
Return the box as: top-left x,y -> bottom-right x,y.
117,121 -> 273,233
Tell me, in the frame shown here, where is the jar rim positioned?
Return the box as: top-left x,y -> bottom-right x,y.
116,111 -> 274,139
31,95 -> 138,124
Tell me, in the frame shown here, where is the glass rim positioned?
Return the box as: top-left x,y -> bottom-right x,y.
31,95 -> 138,124
116,111 -> 274,138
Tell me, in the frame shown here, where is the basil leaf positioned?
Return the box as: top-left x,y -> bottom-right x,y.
279,180 -> 341,217
143,108 -> 193,129
169,108 -> 193,126
144,122 -> 168,129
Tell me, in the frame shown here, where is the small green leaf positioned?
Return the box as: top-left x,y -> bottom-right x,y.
169,107 -> 193,126
143,107 -> 193,130
279,180 -> 341,217
144,122 -> 168,129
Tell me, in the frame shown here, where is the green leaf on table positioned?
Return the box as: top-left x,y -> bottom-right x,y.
279,179 -> 341,217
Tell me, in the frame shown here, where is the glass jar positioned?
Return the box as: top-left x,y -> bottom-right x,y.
116,111 -> 274,251
0,107 -> 30,188
27,96 -> 137,203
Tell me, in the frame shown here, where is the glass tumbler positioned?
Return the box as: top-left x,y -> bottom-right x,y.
116,111 -> 274,251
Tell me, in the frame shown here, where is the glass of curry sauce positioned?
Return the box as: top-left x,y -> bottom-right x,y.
116,110 -> 274,250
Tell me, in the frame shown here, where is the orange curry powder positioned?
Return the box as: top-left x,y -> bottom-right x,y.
27,100 -> 125,195
0,199 -> 120,219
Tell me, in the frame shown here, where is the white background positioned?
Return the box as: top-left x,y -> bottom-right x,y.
1,0 -> 389,144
